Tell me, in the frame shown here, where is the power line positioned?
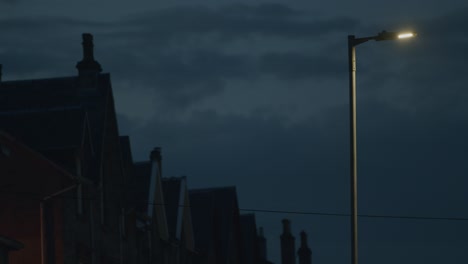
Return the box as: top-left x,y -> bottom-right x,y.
1,189 -> 468,222
240,208 -> 468,221
239,208 -> 348,216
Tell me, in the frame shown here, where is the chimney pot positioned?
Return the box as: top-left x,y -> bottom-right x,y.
82,33 -> 94,60
282,219 -> 291,234
150,147 -> 162,161
300,231 -> 308,246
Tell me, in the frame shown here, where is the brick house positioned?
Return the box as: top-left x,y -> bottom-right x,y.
0,131 -> 77,263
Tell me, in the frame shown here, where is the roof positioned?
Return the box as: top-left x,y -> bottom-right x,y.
0,107 -> 88,151
130,161 -> 152,215
0,74 -> 112,181
0,131 -> 77,197
189,186 -> 240,263
162,177 -> 186,240
0,74 -> 110,111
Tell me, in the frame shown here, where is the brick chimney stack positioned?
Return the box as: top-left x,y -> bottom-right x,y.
150,147 -> 163,182
76,33 -> 102,74
148,147 -> 168,239
150,147 -> 162,169
281,219 -> 296,264
297,231 -> 312,264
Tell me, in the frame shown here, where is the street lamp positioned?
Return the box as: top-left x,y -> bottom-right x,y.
348,30 -> 415,264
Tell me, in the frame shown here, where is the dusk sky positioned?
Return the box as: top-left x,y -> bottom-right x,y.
1,0 -> 468,263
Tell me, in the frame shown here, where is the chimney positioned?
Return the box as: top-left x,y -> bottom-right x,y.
76,33 -> 102,90
281,219 -> 296,264
150,147 -> 162,165
148,147 -> 169,239
150,147 -> 162,184
297,231 -> 312,264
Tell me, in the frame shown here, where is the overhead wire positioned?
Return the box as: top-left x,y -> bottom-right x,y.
1,189 -> 468,221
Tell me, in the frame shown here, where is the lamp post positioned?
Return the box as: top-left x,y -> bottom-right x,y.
348,30 -> 415,264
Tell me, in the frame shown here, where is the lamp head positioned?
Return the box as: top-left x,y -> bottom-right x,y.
375,30 -> 416,41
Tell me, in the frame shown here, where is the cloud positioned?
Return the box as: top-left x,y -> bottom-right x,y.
0,0 -> 17,4
2,4 -> 468,125
259,52 -> 344,80
122,4 -> 359,41
0,4 -> 358,116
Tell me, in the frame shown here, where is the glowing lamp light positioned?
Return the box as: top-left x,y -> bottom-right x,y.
398,32 -> 415,39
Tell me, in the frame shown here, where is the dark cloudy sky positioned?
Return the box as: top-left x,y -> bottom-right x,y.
2,0 -> 468,263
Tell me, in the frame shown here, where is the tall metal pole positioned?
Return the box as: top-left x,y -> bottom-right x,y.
348,35 -> 358,264
346,30 -> 415,264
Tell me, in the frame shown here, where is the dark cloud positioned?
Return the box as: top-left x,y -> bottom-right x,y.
122,4 -> 359,41
0,0 -> 17,4
223,3 -> 301,18
0,5 -> 358,110
259,52 -> 345,80
102,49 -> 255,109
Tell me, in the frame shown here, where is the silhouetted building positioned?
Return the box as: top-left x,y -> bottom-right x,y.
130,148 -> 198,264
0,33 -> 130,263
281,219 -> 296,264
256,227 -> 274,264
240,214 -> 259,264
258,227 -> 267,261
162,176 -> 197,263
131,147 -> 170,264
297,231 -> 311,264
189,186 -> 243,264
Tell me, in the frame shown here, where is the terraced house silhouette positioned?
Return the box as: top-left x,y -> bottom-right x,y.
0,33 -> 276,264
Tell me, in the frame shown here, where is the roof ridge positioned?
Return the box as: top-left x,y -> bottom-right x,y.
0,72 -> 110,84
0,105 -> 84,115
189,186 -> 236,192
133,161 -> 150,165
163,176 -> 185,181
1,75 -> 77,84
